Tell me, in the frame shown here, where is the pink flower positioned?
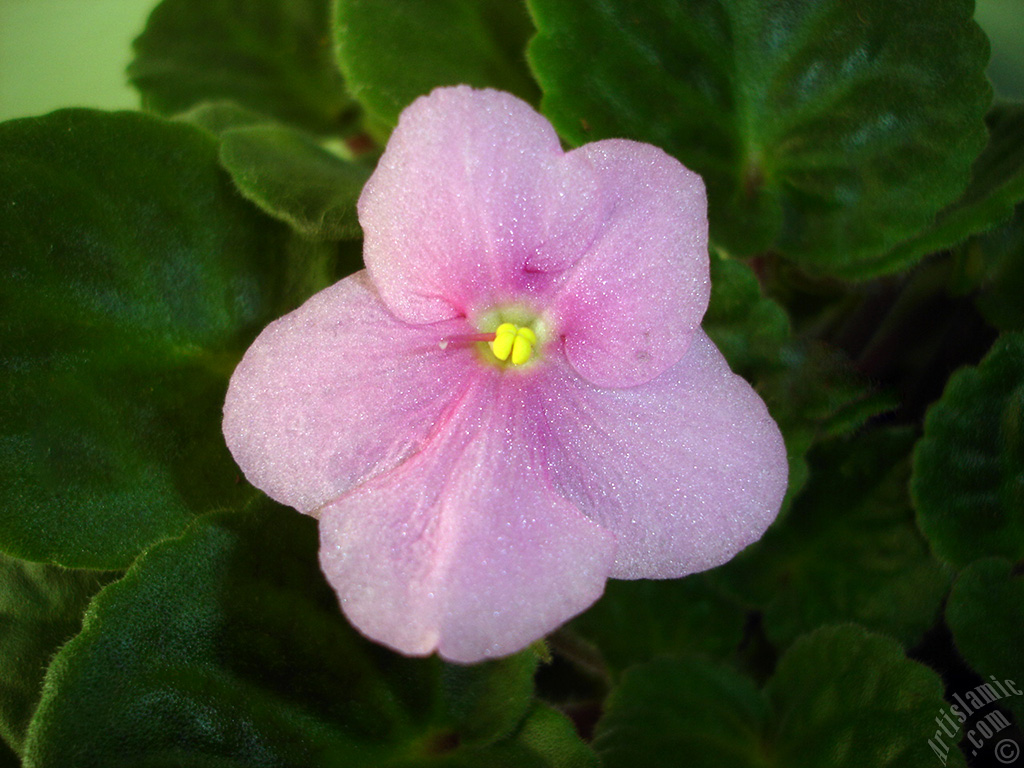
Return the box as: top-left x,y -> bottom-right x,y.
223,86 -> 787,663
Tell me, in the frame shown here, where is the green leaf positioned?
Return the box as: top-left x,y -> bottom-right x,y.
441,651 -> 538,747
0,109 -> 321,569
335,0 -> 540,135
767,345 -> 899,507
912,331 -> 1024,567
129,0 -> 354,134
0,555 -> 116,755
528,0 -> 991,276
767,625 -> 964,767
946,557 -> 1024,725
174,103 -> 373,243
511,705 -> 599,768
568,574 -> 746,674
174,100 -> 278,135
593,625 -> 961,767
950,202 -> 1024,332
883,103 -> 1024,270
703,255 -> 896,507
23,503 -> 590,767
593,657 -> 769,768
715,428 -> 949,649
704,255 -> 800,503
219,124 -> 371,240
703,256 -> 790,381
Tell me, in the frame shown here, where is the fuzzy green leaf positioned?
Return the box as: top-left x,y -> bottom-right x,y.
950,203 -> 1024,332
767,625 -> 964,767
883,103 -> 1024,269
0,110 -> 317,569
568,573 -> 746,674
946,557 -> 1024,724
593,625 -> 962,767
716,428 -> 949,649
130,0 -> 353,134
703,255 -> 896,506
22,503 -> 591,767
913,332 -> 1024,567
702,256 -> 790,380
593,657 -> 768,768
0,555 -> 116,756
173,101 -> 279,135
334,0 -> 539,135
219,124 -> 371,240
529,0 -> 991,276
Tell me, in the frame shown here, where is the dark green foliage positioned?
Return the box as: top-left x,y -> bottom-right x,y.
950,202 -> 1024,332
0,556 -> 116,755
913,331 -> 1024,567
2,1 -> 1021,765
219,123 -> 371,240
704,255 -> 897,505
716,428 -> 949,649
21,503 -> 592,767
0,110 -> 329,569
593,626 -> 962,767
335,0 -> 539,136
130,0 -> 354,134
568,574 -> 747,674
528,0 -> 991,276
947,557 -> 1024,724
883,103 -> 1024,270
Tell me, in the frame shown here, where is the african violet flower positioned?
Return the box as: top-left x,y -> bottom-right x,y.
223,86 -> 787,663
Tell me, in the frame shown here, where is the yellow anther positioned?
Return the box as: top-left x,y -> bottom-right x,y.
489,323 -> 537,365
510,326 -> 536,365
491,323 -> 518,361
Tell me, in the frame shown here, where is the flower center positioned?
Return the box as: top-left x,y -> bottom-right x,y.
490,323 -> 537,366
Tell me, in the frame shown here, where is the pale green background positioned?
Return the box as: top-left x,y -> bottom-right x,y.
0,0 -> 154,121
0,0 -> 1022,123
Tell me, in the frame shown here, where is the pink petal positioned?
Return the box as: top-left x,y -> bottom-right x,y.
360,86 -> 709,388
542,330 -> 788,579
359,86 -> 603,324
547,139 -> 710,388
317,375 -> 617,663
223,271 -> 477,514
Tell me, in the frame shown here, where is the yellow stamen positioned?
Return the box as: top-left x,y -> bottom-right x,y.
490,323 -> 537,365
510,326 -> 537,365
